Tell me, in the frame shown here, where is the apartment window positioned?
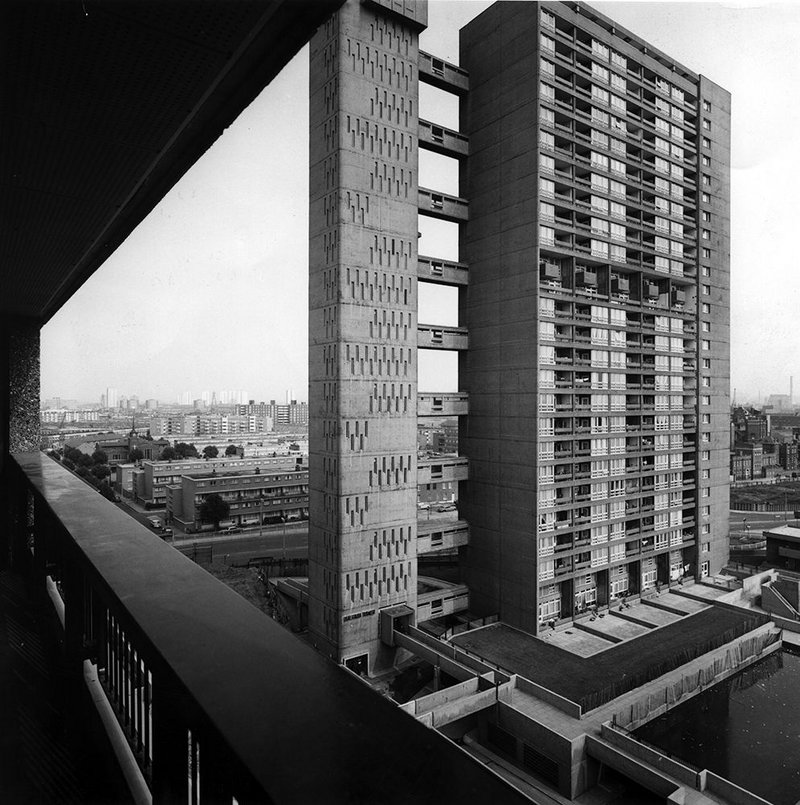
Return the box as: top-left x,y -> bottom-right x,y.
592,39 -> 610,61
701,487 -> 710,498
702,227 -> 711,240
703,100 -> 711,112
540,178 -> 555,197
701,377 -> 711,388
611,50 -> 626,69
702,174 -> 711,186
592,85 -> 610,105
610,201 -> 626,220
701,211 -> 711,222
610,158 -> 626,176
702,192 -> 711,203
701,321 -> 711,333
702,413 -> 711,424
702,118 -> 711,130
611,73 -> 626,93
702,358 -> 711,369
592,63 -> 610,83
701,395 -> 711,405
702,506 -> 711,517
701,469 -> 710,480
540,58 -> 555,77
701,450 -> 710,461
610,179 -> 626,199
701,303 -> 710,314
540,202 -> 555,221
701,432 -> 710,443
541,8 -> 556,29
541,34 -> 556,53
701,155 -> 711,167
541,154 -> 555,174
540,130 -> 555,150
592,129 -> 609,147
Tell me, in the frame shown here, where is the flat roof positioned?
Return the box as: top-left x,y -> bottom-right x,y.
450,605 -> 768,712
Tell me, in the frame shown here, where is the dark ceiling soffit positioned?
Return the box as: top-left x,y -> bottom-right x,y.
41,0 -> 344,325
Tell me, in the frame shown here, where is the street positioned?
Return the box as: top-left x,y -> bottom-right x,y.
729,510 -> 797,541
173,527 -> 309,565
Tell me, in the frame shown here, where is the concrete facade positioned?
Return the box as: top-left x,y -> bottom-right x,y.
456,2 -> 730,634
308,0 -> 426,672
307,0 -> 731,664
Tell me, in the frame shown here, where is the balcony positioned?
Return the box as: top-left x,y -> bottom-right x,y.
5,454 -> 520,803
418,391 -> 468,417
418,255 -> 469,286
418,324 -> 469,350
418,187 -> 469,222
418,456 -> 469,484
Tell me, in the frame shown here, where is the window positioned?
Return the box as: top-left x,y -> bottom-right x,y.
702,192 -> 711,203
540,178 -> 555,198
540,226 -> 555,246
540,130 -> 555,150
701,450 -> 710,461
701,321 -> 711,333
611,50 -> 626,69
592,39 -> 610,61
702,357 -> 711,369
702,377 -> 711,388
701,155 -> 710,167
610,179 -> 626,198
701,413 -> 711,424
703,100 -> 711,112
701,211 -> 711,223
702,506 -> 711,517
702,118 -> 711,130
610,201 -> 626,220
701,395 -> 711,405
592,63 -> 610,83
540,82 -> 555,101
702,174 -> 711,186
540,202 -> 555,221
541,34 -> 556,53
701,229 -> 711,240
701,523 -> 711,535
702,285 -> 710,296
541,154 -> 555,174
610,158 -> 626,176
592,85 -> 610,105
701,303 -> 710,314
541,9 -> 556,29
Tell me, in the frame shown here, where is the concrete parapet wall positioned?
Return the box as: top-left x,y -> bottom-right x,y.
585,736 -> 684,802
600,723 -> 699,788
704,772 -> 772,805
514,674 -> 582,718
413,677 -> 480,715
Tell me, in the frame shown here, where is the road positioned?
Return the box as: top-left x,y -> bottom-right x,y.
173,527 -> 309,565
729,510 -> 798,541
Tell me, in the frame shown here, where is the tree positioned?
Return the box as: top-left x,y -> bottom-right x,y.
128,448 -> 144,463
175,442 -> 199,459
225,444 -> 239,457
203,445 -> 219,459
92,449 -> 108,464
91,464 -> 111,480
64,446 -> 83,464
160,446 -> 177,461
199,493 -> 229,530
78,453 -> 94,468
62,458 -> 75,471
96,483 -> 117,502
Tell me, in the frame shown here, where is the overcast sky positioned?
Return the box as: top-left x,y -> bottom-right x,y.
41,1 -> 800,406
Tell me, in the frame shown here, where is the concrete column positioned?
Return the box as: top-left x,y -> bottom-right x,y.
0,316 -> 41,570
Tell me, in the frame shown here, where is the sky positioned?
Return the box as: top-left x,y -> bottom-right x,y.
41,1 -> 800,406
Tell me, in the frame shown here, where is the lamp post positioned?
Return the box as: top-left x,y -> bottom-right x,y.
259,495 -> 264,539
281,515 -> 287,560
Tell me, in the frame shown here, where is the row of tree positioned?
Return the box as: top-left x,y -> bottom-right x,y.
158,443 -> 239,461
49,446 -> 117,502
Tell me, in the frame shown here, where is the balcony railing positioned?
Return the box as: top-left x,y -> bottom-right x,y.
9,453 -> 523,804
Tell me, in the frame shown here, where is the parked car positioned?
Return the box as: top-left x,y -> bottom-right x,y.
220,525 -> 241,535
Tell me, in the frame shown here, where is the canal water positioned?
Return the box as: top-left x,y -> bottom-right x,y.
634,648 -> 800,805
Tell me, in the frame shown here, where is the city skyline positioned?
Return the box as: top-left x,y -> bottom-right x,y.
40,1 -> 800,405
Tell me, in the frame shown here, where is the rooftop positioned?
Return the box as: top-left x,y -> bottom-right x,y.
451,599 -> 768,712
